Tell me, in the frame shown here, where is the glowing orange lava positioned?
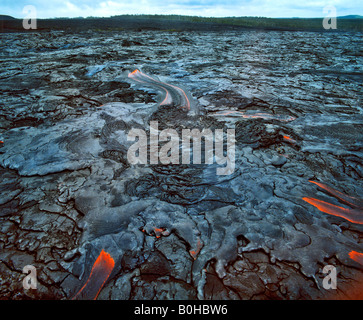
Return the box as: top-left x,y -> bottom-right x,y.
72,249 -> 115,300
129,69 -> 140,76
309,181 -> 362,208
304,181 -> 363,299
349,251 -> 363,266
154,227 -> 164,238
302,197 -> 363,224
283,135 -> 297,144
189,238 -> 203,260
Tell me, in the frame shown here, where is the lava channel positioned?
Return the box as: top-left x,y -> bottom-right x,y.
128,69 -> 192,111
309,180 -> 363,208
349,251 -> 363,266
72,249 -> 115,300
302,197 -> 363,224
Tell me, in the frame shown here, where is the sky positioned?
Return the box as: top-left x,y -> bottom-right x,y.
1,0 -> 362,19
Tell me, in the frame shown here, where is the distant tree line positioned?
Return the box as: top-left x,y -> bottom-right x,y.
100,14 -> 363,31
1,13 -> 362,32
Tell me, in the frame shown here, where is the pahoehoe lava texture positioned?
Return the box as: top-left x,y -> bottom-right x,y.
0,29 -> 362,300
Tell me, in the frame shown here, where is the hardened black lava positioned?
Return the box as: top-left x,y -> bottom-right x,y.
0,28 -> 362,300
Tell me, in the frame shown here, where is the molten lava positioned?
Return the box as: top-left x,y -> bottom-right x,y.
72,249 -> 115,300
189,238 -> 203,260
304,180 -> 363,224
349,251 -> 363,266
309,180 -> 363,208
129,69 -> 139,76
154,227 -> 164,238
283,135 -> 297,144
302,197 -> 363,224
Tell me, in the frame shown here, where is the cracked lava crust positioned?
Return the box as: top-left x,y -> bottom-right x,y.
0,28 -> 362,300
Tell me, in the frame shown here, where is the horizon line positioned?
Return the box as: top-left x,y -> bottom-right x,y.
3,13 -> 363,20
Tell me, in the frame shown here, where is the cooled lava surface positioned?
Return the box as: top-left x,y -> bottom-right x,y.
0,29 -> 362,300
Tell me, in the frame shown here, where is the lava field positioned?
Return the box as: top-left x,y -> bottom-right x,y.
0,28 -> 362,300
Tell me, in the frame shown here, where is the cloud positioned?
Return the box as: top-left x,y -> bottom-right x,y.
1,0 -> 362,18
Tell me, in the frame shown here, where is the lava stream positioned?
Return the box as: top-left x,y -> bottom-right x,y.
309,180 -> 363,208
72,249 -> 115,300
349,251 -> 363,266
302,197 -> 363,224
283,135 -> 297,144
189,237 -> 203,260
128,69 -> 191,111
